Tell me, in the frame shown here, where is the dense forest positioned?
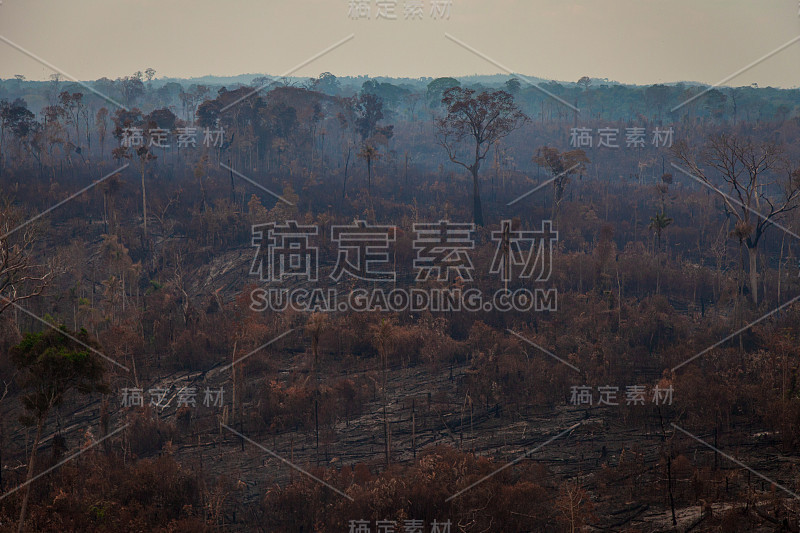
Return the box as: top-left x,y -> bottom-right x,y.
2,69 -> 800,531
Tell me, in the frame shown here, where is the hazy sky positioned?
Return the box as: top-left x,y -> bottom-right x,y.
1,0 -> 799,87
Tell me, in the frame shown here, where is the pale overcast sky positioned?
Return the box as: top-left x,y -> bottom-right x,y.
1,0 -> 799,87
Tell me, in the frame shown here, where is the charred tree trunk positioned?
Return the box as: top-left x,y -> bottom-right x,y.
747,245 -> 758,305
471,165 -> 484,227
342,146 -> 351,199
17,417 -> 45,533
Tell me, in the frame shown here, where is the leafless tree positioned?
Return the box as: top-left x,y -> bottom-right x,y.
674,133 -> 800,305
0,202 -> 51,317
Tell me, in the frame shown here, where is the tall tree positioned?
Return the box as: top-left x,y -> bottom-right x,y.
95,107 -> 109,159
0,201 -> 51,317
357,143 -> 379,193
645,84 -> 671,122
648,212 -> 673,252
312,72 -> 340,95
353,93 -> 393,195
116,74 -> 144,107
674,133 -> 800,305
426,77 -> 460,108
111,108 -> 155,243
1,100 -> 34,174
532,146 -> 589,223
12,327 -> 108,532
437,87 -> 527,226
144,67 -> 156,86
58,91 -> 85,150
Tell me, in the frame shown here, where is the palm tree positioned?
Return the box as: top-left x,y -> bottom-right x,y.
648,212 -> 672,252
357,142 -> 379,194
